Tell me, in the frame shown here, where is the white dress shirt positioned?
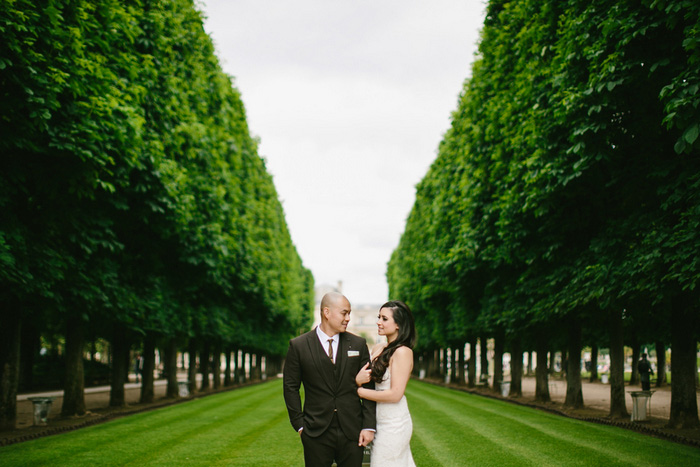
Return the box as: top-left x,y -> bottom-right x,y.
316,326 -> 338,362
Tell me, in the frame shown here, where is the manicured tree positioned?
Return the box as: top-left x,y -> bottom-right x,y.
509,337 -> 523,397
0,297 -> 21,430
1,0 -> 314,421
564,317 -> 584,409
1,0 -> 148,416
535,332 -> 551,402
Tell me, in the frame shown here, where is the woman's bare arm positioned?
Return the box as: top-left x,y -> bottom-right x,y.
357,346 -> 413,403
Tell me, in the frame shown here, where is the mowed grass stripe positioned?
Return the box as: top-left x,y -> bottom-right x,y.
141,391 -> 291,466
0,381 -> 299,466
407,380 -> 700,466
409,382 -> 616,466
412,382 -> 680,466
408,384 -> 537,467
209,409 -> 302,467
80,382 -> 278,466
3,379 -> 700,466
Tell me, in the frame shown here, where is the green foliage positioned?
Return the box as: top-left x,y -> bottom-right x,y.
0,0 -> 313,355
388,0 -> 700,350
22,355 -> 111,392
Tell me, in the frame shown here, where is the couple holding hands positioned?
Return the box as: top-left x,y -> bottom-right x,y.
283,292 -> 416,467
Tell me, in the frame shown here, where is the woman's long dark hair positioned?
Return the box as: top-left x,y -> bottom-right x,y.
371,300 -> 416,383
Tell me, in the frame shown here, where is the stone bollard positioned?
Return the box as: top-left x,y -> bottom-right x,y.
27,397 -> 55,426
630,391 -> 654,422
500,381 -> 511,397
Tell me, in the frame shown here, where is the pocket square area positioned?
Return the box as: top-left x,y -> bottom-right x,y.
347,350 -> 360,357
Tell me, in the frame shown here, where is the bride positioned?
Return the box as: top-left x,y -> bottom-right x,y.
356,300 -> 416,467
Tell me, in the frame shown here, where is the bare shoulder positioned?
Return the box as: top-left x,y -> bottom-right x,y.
394,346 -> 413,359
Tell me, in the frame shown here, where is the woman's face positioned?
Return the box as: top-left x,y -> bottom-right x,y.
377,307 -> 399,341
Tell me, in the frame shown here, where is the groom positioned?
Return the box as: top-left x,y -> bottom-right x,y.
283,292 -> 376,466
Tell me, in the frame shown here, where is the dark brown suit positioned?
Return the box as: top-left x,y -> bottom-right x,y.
283,328 -> 376,466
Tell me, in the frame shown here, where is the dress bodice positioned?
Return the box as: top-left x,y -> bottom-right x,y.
371,364 -> 415,466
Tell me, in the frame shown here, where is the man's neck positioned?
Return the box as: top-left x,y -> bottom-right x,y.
319,323 -> 338,338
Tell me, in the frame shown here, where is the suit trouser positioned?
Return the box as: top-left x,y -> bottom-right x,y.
301,412 -> 364,467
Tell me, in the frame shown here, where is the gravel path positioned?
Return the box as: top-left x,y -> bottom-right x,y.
518,376 -> 677,419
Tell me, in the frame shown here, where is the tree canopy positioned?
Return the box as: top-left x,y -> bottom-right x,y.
388,0 -> 699,427
0,0 -> 313,368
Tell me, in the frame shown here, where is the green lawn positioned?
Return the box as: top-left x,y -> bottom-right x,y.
1,379 -> 699,466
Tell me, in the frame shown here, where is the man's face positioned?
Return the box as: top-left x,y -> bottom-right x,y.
324,298 -> 351,335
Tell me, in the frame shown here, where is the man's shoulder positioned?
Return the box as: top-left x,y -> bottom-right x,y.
342,331 -> 367,345
290,328 -> 315,345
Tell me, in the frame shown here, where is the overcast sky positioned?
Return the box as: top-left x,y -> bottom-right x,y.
200,0 -> 485,305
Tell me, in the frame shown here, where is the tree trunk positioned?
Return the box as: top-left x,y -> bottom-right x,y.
493,331 -> 504,394
457,343 -> 466,385
140,335 -> 155,403
439,348 -> 446,379
240,351 -> 248,383
109,327 -> 128,407
668,301 -> 700,428
62,317 -> 86,416
589,344 -> 599,382
450,347 -> 457,383
250,353 -> 256,381
560,350 -> 568,378
19,321 -> 39,392
0,309 -> 21,430
608,308 -> 628,418
224,349 -> 232,386
564,319 -> 583,408
267,354 -> 281,377
200,343 -> 210,391
428,349 -> 437,378
525,351 -> 531,376
629,337 -> 640,385
90,340 -> 97,362
187,340 -> 197,394
232,348 -> 240,384
254,353 -> 261,380
535,332 -> 550,402
212,343 -> 221,389
549,350 -> 556,375
163,338 -> 178,398
479,335 -> 489,385
655,341 -> 666,387
510,336 -> 523,397
468,336 -> 477,387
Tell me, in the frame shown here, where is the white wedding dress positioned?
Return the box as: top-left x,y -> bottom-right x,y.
371,368 -> 416,467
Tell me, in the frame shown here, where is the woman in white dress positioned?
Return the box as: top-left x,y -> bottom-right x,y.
356,300 -> 416,467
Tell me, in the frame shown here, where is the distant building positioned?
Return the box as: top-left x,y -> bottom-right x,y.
313,282 -> 383,348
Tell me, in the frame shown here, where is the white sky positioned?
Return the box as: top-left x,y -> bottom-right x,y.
200,0 -> 485,305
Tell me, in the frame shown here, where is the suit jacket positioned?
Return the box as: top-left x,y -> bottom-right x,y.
283,328 -> 376,439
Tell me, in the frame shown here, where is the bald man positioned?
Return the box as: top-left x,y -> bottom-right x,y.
283,292 -> 376,467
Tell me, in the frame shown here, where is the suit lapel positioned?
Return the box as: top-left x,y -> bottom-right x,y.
337,333 -> 350,381
306,328 -> 335,393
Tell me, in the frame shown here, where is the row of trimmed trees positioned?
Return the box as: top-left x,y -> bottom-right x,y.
0,0 -> 313,430
388,0 -> 700,428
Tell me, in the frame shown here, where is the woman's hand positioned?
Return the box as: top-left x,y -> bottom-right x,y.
355,362 -> 372,386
